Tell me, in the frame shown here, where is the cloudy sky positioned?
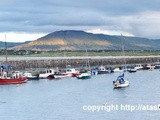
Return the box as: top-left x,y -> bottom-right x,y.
0,0 -> 160,42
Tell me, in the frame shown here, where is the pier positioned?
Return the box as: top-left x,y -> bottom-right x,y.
0,56 -> 160,70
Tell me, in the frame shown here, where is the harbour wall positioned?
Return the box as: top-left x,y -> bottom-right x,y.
0,56 -> 160,70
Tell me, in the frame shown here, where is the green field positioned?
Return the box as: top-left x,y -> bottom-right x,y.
1,50 -> 160,57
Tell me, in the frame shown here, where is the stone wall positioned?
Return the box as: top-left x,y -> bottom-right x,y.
1,56 -> 160,70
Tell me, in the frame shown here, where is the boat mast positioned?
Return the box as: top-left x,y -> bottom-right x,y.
85,47 -> 90,71
121,34 -> 126,71
5,35 -> 8,73
64,50 -> 68,69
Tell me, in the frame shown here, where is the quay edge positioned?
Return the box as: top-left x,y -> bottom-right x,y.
0,56 -> 160,70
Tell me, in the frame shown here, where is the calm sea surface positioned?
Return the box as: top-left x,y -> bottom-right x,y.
0,70 -> 160,120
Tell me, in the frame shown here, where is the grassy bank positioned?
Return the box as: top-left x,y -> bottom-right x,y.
1,50 -> 160,57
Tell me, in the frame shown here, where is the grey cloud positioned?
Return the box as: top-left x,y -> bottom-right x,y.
1,0 -> 160,38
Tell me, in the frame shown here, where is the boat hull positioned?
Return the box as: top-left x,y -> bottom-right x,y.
27,76 -> 39,80
113,81 -> 129,88
39,74 -> 52,79
0,77 -> 28,85
23,73 -> 39,80
77,76 -> 91,79
98,71 -> 109,74
77,73 -> 91,79
54,74 -> 69,79
128,69 -> 137,73
72,73 -> 81,77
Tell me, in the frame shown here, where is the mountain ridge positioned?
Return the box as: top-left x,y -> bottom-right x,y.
11,30 -> 160,51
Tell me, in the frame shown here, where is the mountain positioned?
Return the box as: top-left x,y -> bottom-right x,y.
11,30 -> 160,51
0,41 -> 25,48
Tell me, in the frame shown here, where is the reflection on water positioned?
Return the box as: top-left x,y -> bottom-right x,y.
0,70 -> 160,120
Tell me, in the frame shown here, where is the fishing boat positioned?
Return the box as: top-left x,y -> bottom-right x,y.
135,64 -> 143,70
127,67 -> 137,73
111,67 -> 123,73
77,47 -> 92,79
65,68 -> 79,77
0,76 -> 27,85
23,72 -> 39,80
0,36 -> 27,84
97,66 -> 109,74
47,71 -> 70,79
77,72 -> 91,79
113,73 -> 129,88
39,69 -> 55,79
154,64 -> 160,69
53,73 -> 70,79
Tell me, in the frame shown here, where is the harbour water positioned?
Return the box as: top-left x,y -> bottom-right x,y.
0,70 -> 160,120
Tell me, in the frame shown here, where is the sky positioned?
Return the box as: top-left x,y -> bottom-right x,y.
1,0 -> 160,42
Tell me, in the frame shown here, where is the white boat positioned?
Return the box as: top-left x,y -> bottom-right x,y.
146,64 -> 155,70
39,69 -> 55,79
146,64 -> 151,69
97,66 -> 109,74
113,35 -> 129,88
113,80 -> 129,88
135,64 -> 143,70
23,72 -> 39,80
65,68 -> 79,77
50,68 -> 79,79
77,72 -> 91,79
53,73 -> 70,79
112,67 -> 123,73
127,67 -> 137,73
113,73 -> 129,88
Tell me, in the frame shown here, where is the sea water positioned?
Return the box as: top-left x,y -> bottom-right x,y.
0,70 -> 160,120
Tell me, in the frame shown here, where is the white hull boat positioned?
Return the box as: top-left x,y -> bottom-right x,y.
39,69 -> 55,79
54,73 -> 70,79
113,73 -> 129,88
113,80 -> 129,88
135,64 -> 143,70
65,68 -> 79,77
23,72 -> 39,80
112,68 -> 123,73
127,67 -> 137,73
77,73 -> 91,79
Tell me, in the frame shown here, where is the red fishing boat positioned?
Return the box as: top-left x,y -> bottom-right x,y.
0,35 -> 28,85
0,77 -> 28,85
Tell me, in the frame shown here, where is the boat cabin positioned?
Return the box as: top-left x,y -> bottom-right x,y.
135,64 -> 143,70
